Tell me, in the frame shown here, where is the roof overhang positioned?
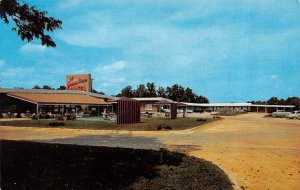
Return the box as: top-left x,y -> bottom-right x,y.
7,93 -> 110,106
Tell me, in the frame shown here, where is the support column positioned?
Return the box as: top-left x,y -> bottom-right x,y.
256,106 -> 259,112
183,106 -> 187,117
36,104 -> 39,114
265,107 -> 267,113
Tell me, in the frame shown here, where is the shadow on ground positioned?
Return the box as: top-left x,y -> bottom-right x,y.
40,134 -> 165,150
1,140 -> 233,190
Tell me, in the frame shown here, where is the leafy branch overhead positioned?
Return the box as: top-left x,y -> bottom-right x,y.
0,0 -> 62,47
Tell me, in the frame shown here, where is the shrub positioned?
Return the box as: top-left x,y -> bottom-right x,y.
49,122 -> 65,127
157,125 -> 163,130
164,125 -> 172,130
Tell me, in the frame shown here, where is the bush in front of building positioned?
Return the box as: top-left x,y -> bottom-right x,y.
49,122 -> 65,127
157,124 -> 172,130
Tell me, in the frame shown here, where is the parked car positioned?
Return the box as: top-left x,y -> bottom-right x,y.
162,109 -> 170,113
177,109 -> 183,113
271,110 -> 291,118
186,109 -> 194,113
287,110 -> 300,119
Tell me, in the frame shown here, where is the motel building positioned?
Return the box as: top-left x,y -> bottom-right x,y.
0,74 -> 295,119
132,97 -> 295,114
0,89 -> 295,119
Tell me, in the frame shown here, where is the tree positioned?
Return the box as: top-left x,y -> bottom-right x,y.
248,100 -> 266,105
146,82 -> 157,97
195,95 -> 209,103
57,85 -> 66,90
267,97 -> 280,105
0,0 -> 62,47
166,84 -> 185,102
249,96 -> 300,109
32,85 -> 41,89
157,86 -> 166,98
285,97 -> 300,109
117,85 -> 134,98
42,85 -> 53,90
135,84 -> 147,97
116,83 -> 209,103
183,87 -> 197,102
92,89 -> 105,95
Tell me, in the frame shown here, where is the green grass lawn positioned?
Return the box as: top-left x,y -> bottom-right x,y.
0,117 -> 217,131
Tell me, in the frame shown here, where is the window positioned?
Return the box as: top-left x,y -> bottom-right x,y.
145,104 -> 153,111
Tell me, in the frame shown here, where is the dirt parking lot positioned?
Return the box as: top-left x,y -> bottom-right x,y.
1,113 -> 300,190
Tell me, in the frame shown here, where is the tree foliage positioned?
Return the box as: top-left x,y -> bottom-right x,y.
57,85 -> 66,90
0,0 -> 62,47
249,96 -> 300,109
117,83 -> 209,103
117,85 -> 134,98
92,89 -> 105,95
32,85 -> 41,89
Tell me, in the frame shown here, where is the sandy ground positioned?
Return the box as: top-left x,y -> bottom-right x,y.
1,113 -> 300,190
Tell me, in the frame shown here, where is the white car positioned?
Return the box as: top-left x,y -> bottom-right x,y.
272,110 -> 291,118
162,109 -> 170,113
288,110 -> 300,119
186,109 -> 194,113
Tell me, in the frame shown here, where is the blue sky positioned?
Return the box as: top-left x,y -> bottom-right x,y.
0,0 -> 299,102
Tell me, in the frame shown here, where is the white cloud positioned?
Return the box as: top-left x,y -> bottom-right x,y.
271,74 -> 278,79
0,59 -> 6,67
20,44 -> 47,53
100,77 -> 126,87
103,61 -> 126,71
0,67 -> 35,78
95,61 -> 126,73
57,0 -> 85,9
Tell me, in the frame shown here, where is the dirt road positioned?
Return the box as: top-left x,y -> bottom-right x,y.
1,113 -> 300,189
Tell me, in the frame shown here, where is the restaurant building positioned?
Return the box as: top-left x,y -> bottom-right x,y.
0,88 -> 116,117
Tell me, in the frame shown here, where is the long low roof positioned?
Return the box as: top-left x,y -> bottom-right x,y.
7,93 -> 110,105
180,102 -> 294,108
181,102 -> 252,107
132,97 -> 174,102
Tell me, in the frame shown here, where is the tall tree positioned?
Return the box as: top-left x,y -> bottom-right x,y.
146,82 -> 157,97
135,84 -> 147,97
183,87 -> 197,102
157,86 -> 166,98
42,85 -> 53,90
92,89 -> 105,95
32,85 -> 41,89
57,85 -> 66,90
0,0 -> 62,47
285,97 -> 300,109
117,85 -> 134,98
195,95 -> 209,103
267,97 -> 279,105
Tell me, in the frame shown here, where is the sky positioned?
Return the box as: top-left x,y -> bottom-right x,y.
0,0 -> 299,102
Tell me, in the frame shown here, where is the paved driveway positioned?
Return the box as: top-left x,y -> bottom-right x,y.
1,113 -> 300,190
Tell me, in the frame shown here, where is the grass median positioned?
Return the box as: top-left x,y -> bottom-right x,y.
1,140 -> 233,190
0,117 -> 217,131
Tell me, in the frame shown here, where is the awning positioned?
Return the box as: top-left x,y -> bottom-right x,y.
7,93 -> 110,105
